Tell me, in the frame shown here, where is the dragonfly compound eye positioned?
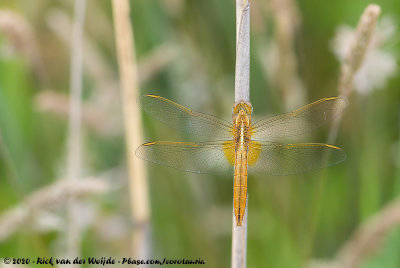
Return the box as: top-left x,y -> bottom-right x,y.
232,102 -> 253,115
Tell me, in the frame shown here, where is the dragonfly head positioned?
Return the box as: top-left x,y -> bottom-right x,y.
232,101 -> 253,124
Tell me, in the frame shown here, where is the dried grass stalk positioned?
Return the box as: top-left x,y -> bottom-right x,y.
231,197 -> 248,268
112,0 -> 151,258
328,4 -> 380,144
338,4 -> 381,97
234,0 -> 251,103
66,0 -> 86,261
232,1 -> 250,268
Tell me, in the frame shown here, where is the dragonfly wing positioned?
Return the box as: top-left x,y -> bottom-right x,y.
251,97 -> 348,140
248,141 -> 346,175
139,95 -> 234,139
136,141 -> 235,174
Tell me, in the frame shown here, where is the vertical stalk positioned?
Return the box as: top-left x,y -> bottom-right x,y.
328,4 -> 380,144
234,0 -> 251,103
232,1 -> 250,268
112,0 -> 151,258
307,3 -> 381,263
66,0 -> 86,263
231,197 -> 248,268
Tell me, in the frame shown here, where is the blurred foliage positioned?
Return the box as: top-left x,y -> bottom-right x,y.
0,0 -> 399,268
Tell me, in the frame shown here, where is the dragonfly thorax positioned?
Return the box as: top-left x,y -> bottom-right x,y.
232,102 -> 252,145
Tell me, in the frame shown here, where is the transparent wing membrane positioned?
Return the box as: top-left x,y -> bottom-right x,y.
248,142 -> 346,175
136,141 -> 235,174
138,95 -> 234,139
251,97 -> 348,140
137,95 -> 347,176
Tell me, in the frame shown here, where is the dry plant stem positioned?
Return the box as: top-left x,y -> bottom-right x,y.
328,4 -> 380,144
306,5 -> 380,264
232,1 -> 250,268
306,5 -> 382,267
234,0 -> 250,103
112,0 -> 151,258
66,0 -> 86,262
305,5 -> 381,263
0,179 -> 108,242
231,197 -> 248,268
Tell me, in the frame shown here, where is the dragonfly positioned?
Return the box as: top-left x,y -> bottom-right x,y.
136,94 -> 347,226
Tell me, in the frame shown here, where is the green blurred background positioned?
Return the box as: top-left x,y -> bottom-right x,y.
0,0 -> 399,267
